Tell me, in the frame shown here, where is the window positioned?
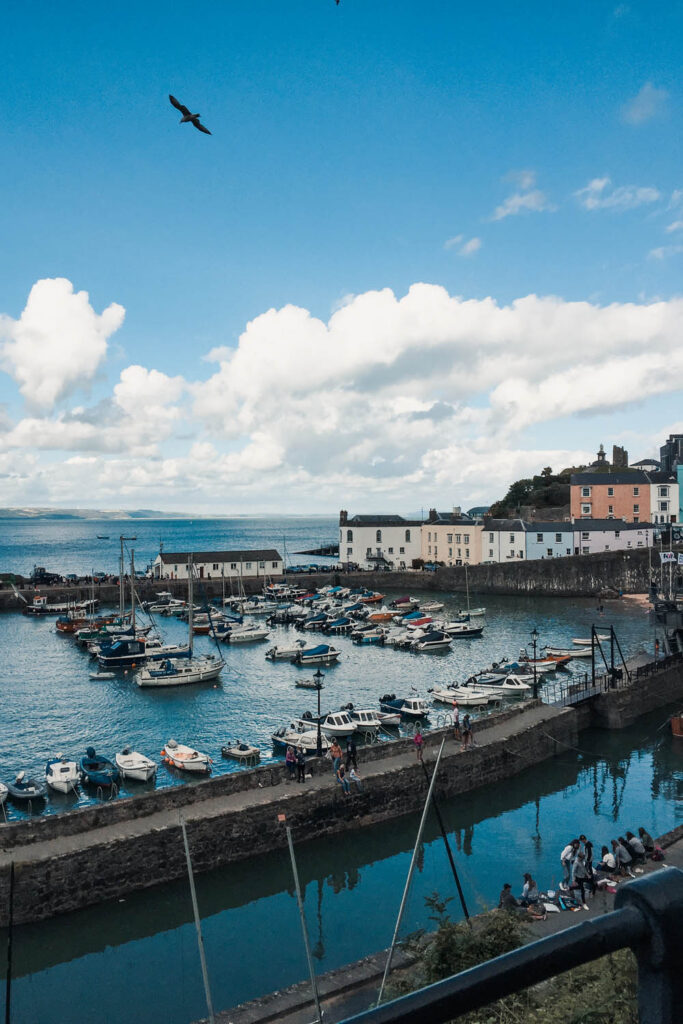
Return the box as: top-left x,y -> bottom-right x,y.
245,562 -> 252,569
366,547 -> 371,557
428,546 -> 432,554
607,486 -> 614,497
449,547 -> 453,556
566,548 -> 571,555
272,561 -> 278,569
581,487 -> 591,497
376,529 -> 382,543
509,533 -> 515,543
230,563 -> 237,570
457,548 -> 461,557
634,516 -> 639,523
555,533 -> 562,543
536,533 -> 543,542
637,540 -> 643,546
212,563 -> 218,571
346,547 -> 352,556
633,504 -> 639,513
447,533 -> 453,543
633,487 -> 639,496
428,532 -> 431,541
434,547 -> 438,556
174,565 -> 178,572
659,501 -> 669,511
399,546 -> 405,553
518,550 -> 524,559
627,541 -> 632,548
464,534 -> 470,543
388,546 -> 394,554
465,548 -> 470,558
259,561 -> 265,569
405,529 -> 411,542
659,486 -> 669,497
489,548 -> 494,557
615,531 -> 620,538
547,548 -> 553,557
582,505 -> 591,515
346,529 -> 353,542
582,532 -> 589,540
608,505 -> 614,516
455,533 -> 461,544
582,546 -> 589,555
489,532 -> 494,542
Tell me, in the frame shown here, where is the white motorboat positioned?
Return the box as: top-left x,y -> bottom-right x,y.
271,719 -> 331,754
466,674 -> 531,697
116,747 -> 157,782
137,654 -> 224,687
376,710 -> 401,728
348,708 -> 381,733
421,601 -> 444,613
443,621 -> 484,637
0,782 -> 7,806
545,646 -> 591,658
45,756 -> 80,794
411,630 -> 452,652
572,635 -> 609,645
321,710 -> 357,738
379,694 -> 431,719
89,671 -> 116,680
162,739 -> 212,773
265,641 -> 306,661
223,624 -> 270,643
295,644 -> 341,666
430,685 -> 491,706
295,677 -> 325,689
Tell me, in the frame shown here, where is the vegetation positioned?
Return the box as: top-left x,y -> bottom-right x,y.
488,464 -> 586,519
389,892 -> 637,1024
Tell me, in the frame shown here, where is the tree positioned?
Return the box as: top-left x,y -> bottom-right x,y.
541,466 -> 553,478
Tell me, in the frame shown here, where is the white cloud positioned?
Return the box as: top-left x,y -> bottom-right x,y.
665,220 -> 683,233
669,190 -> 683,209
459,237 -> 481,256
506,169 -> 537,190
0,278 -> 125,410
574,177 -> 661,211
648,245 -> 683,261
621,82 -> 669,124
491,189 -> 555,221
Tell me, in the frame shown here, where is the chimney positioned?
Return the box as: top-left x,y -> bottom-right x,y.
339,510 -> 348,526
428,508 -> 437,523
452,506 -> 461,516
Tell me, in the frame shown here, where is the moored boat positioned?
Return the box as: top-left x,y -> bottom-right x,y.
136,654 -> 224,687
443,621 -> 484,638
115,747 -> 157,782
430,684 -> 491,706
671,714 -> 683,738
271,718 -> 331,753
80,747 -> 120,787
0,782 -> 7,805
379,693 -> 430,719
464,674 -> 531,697
572,635 -> 609,645
221,741 -> 261,763
295,644 -> 341,666
411,629 -> 452,652
7,772 -> 48,802
162,739 -> 212,773
265,640 -> 306,661
321,710 -> 357,738
45,756 -> 80,794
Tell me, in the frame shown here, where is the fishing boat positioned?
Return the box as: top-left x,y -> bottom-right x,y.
7,772 -> 48,802
115,747 -> 157,782
321,710 -> 357,738
97,638 -> 147,669
162,739 -> 212,773
421,601 -> 444,613
443,621 -> 484,638
266,640 -> 306,661
221,741 -> 261,763
379,694 -> 431,719
572,635 -> 609,645
464,674 -> 531,697
411,630 -> 452,652
45,756 -> 80,794
295,644 -> 341,666
271,719 -> 331,753
22,595 -> 50,616
80,748 -> 120,787
430,684 -> 491,706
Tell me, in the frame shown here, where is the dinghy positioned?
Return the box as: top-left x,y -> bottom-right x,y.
265,640 -> 306,661
379,694 -> 431,719
79,747 -> 120,787
162,739 -> 212,773
295,644 -> 341,666
7,772 -> 48,802
221,741 -> 261,763
45,756 -> 80,794
271,719 -> 331,753
89,671 -> 116,680
572,635 -> 609,645
115,747 -> 157,782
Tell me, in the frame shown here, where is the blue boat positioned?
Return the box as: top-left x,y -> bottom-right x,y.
97,638 -> 146,669
80,747 -> 120,787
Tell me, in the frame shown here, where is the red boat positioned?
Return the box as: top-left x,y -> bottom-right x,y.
671,714 -> 683,738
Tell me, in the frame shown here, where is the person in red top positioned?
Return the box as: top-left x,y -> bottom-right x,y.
414,728 -> 424,762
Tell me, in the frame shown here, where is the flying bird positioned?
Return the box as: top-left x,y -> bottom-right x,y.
169,95 -> 212,135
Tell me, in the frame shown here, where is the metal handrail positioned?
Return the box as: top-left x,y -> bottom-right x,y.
340,868 -> 683,1024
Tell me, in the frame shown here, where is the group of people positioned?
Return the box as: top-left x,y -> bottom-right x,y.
499,826 -> 659,917
330,736 -> 363,795
284,744 -> 307,783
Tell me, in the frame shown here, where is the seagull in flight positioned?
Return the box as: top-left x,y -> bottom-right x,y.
169,95 -> 211,135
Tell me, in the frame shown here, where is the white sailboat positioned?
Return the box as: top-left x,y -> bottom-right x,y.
137,557 -> 225,688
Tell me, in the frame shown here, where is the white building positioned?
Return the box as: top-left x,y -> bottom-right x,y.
153,549 -> 283,581
648,473 -> 680,525
339,511 -> 423,569
483,520 -> 527,563
572,521 -> 652,555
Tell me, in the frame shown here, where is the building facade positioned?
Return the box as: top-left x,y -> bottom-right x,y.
571,521 -> 652,555
339,511 -> 423,569
421,511 -> 483,565
153,549 -> 283,580
524,521 -> 574,560
570,470 -> 678,524
482,519 -> 527,562
647,472 -> 680,525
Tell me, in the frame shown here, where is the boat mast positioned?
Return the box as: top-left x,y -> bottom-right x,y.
188,554 -> 194,657
465,562 -> 470,615
119,535 -> 137,620
130,549 -> 136,633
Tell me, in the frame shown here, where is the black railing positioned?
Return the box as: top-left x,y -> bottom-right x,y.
635,650 -> 683,679
341,868 -> 683,1024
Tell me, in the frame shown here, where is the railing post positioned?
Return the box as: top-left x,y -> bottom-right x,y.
615,867 -> 683,1024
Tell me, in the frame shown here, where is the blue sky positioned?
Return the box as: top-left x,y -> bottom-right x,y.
0,1 -> 682,512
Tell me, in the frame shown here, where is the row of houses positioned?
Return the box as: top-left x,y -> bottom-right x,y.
339,510 -> 654,569
570,470 -> 679,525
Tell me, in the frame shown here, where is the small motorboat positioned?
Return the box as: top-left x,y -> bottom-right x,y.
45,756 -> 80,794
321,710 -> 357,738
271,718 -> 331,753
443,621 -> 484,638
295,677 -> 325,689
353,629 -> 386,646
0,782 -> 7,805
411,630 -> 452,652
324,616 -> 354,635
265,641 -> 306,661
80,748 -> 120,787
222,624 -> 270,643
221,741 -> 261,763
115,747 -> 157,782
295,644 -> 341,666
162,739 -> 212,773
347,707 -> 381,733
376,710 -> 401,728
390,596 -> 420,611
421,601 -> 444,613
360,592 -> 385,604
430,684 -> 491,707
97,638 -> 147,669
6,772 -> 48,802
90,671 -> 116,680
464,674 -> 531,698
379,694 -> 430,719
544,646 -> 590,658
572,635 -> 609,646
368,607 -> 399,623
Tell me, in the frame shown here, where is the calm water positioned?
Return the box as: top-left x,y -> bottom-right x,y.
2,709 -> 681,1024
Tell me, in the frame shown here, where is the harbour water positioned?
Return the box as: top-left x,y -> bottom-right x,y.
2,708 -> 681,1024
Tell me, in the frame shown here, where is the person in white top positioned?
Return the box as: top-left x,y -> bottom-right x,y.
560,839 -> 580,883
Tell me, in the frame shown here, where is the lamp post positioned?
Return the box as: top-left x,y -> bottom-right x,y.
530,627 -> 539,699
313,668 -> 324,756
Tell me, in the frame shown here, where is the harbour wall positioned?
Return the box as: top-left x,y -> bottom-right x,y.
0,547 -> 661,611
2,655 -> 683,926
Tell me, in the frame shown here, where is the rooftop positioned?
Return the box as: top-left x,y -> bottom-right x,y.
157,549 -> 282,564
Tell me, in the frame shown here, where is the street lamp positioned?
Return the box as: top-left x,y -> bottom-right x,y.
530,627 -> 539,699
313,668 -> 324,756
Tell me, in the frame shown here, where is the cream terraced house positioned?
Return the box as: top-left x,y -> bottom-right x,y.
339,511 -> 423,569
421,510 -> 483,565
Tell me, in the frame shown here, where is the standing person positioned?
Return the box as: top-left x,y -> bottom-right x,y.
583,839 -> 597,894
560,839 -> 579,885
414,727 -> 424,762
336,762 -> 350,795
296,746 -> 306,783
461,714 -> 472,750
345,733 -> 358,770
572,852 -> 590,909
330,739 -> 343,773
452,703 -> 461,741
285,745 -> 297,781
638,827 -> 655,856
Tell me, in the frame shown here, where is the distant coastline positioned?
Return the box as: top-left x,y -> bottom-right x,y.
0,507 -> 337,521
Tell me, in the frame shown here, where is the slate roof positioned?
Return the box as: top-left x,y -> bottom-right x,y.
484,519 -> 528,532
157,549 -> 282,563
347,514 -> 423,526
526,522 -> 574,533
573,520 -> 653,532
571,471 -> 649,485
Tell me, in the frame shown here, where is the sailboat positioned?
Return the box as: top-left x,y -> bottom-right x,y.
136,556 -> 225,687
454,563 -> 486,622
